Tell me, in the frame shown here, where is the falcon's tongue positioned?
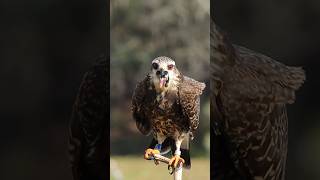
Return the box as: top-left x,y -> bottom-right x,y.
159,78 -> 166,88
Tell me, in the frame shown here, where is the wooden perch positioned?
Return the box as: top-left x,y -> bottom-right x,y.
152,153 -> 171,164
150,154 -> 183,180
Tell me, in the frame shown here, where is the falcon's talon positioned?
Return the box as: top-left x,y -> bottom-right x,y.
144,148 -> 160,160
154,159 -> 160,165
168,155 -> 185,168
168,165 -> 174,175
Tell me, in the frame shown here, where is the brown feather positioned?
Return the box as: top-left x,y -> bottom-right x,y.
179,76 -> 206,135
131,75 -> 153,135
211,19 -> 305,180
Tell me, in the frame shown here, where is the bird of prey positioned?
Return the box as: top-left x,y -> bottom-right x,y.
131,56 -> 205,170
211,19 -> 305,180
69,56 -> 108,180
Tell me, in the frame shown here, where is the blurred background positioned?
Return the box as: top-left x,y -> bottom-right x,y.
110,0 -> 210,179
213,0 -> 320,179
0,0 -> 106,180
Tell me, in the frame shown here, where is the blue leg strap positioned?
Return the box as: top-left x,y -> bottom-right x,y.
154,144 -> 162,151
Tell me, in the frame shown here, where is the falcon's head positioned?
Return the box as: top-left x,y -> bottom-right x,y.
149,56 -> 180,92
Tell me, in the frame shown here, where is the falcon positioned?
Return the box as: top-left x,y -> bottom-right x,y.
211,19 -> 305,180
131,56 -> 205,170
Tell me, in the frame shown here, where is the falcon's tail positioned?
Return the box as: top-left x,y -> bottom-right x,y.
178,135 -> 191,169
181,148 -> 191,169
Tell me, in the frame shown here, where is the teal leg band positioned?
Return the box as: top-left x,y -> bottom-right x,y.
155,144 -> 162,151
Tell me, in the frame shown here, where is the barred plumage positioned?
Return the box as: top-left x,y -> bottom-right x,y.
211,19 -> 305,180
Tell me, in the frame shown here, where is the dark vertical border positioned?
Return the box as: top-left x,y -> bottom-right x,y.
106,0 -> 110,178
210,2 -> 214,179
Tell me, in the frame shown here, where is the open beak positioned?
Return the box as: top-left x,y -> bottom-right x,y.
159,78 -> 166,88
158,70 -> 169,88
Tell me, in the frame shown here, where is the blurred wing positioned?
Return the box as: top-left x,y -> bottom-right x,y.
179,76 -> 205,135
216,46 -> 305,179
131,76 -> 152,135
211,86 -> 244,179
226,45 -> 305,104
69,58 -> 107,180
211,19 -> 305,180
219,95 -> 288,179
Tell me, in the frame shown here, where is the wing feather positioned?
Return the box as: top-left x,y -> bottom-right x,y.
179,76 -> 205,135
214,45 -> 305,179
211,19 -> 305,180
131,76 -> 152,135
224,45 -> 305,105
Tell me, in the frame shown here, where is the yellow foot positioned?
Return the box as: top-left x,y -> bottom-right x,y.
144,148 -> 160,160
169,155 -> 185,168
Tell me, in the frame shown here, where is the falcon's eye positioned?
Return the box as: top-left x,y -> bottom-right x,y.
152,63 -> 159,69
167,64 -> 174,70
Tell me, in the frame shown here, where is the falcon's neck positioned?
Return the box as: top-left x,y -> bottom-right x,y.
211,20 -> 237,80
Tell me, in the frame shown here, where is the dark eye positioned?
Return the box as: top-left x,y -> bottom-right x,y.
167,64 -> 174,70
152,63 -> 159,69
